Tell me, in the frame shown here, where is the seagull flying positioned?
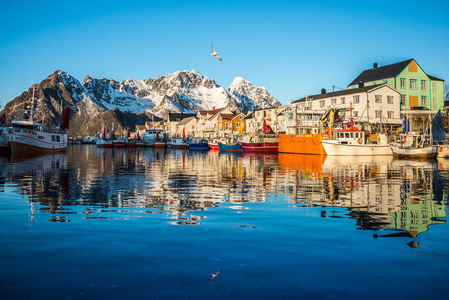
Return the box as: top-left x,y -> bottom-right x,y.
211,45 -> 222,61
211,269 -> 223,285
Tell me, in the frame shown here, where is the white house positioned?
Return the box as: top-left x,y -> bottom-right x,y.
291,84 -> 403,131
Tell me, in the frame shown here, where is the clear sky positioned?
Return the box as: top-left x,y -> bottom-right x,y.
1,0 -> 448,109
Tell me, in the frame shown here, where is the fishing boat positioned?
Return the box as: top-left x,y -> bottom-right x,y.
143,129 -> 165,147
389,114 -> 438,159
8,96 -> 70,156
208,138 -> 220,150
278,107 -> 329,155
169,137 -> 189,149
389,133 -> 438,159
187,139 -> 210,150
96,127 -> 113,148
239,120 -> 278,152
112,137 -> 126,148
321,123 -> 392,156
218,137 -> 243,152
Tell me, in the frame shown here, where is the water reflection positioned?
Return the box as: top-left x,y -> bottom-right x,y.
0,146 -> 447,237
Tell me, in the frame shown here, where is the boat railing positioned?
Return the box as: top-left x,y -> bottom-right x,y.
11,127 -> 66,134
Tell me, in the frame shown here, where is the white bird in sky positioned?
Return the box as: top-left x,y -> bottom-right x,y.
211,269 -> 223,285
211,45 -> 222,61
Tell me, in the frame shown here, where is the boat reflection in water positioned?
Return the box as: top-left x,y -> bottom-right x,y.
0,145 -> 446,236
278,154 -> 446,238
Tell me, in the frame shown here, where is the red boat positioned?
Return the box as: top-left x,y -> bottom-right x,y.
239,120 -> 278,152
239,140 -> 278,152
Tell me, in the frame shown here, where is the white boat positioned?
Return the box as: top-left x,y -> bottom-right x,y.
321,127 -> 392,156
8,97 -> 70,156
389,132 -> 438,159
169,137 -> 188,149
143,129 -> 165,147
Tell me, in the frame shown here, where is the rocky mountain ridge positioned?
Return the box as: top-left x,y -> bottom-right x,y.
0,70 -> 281,137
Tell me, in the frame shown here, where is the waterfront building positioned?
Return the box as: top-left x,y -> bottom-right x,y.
218,112 -> 246,137
195,107 -> 232,138
291,83 -> 402,132
348,59 -> 445,111
166,113 -> 196,137
252,106 -> 287,133
175,116 -> 197,137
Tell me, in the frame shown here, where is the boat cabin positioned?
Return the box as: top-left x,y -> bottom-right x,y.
332,129 -> 366,145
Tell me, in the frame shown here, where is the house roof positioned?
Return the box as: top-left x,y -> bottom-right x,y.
348,59 -> 413,86
168,113 -> 196,122
293,84 -> 394,103
231,113 -> 244,121
244,112 -> 254,120
428,75 -> 445,82
220,113 -> 235,120
177,116 -> 196,126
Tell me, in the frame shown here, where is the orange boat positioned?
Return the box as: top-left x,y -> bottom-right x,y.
278,133 -> 327,155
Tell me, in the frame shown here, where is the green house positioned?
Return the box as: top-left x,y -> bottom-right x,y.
348,59 -> 445,111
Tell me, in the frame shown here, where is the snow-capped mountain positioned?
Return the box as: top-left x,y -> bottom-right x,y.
227,77 -> 279,111
1,70 -> 281,137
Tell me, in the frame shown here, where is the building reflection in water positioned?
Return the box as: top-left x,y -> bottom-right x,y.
0,145 -> 447,237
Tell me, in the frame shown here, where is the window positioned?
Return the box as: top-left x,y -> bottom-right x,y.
388,111 -> 394,119
400,78 -> 406,89
421,80 -> 426,90
433,97 -> 437,109
375,95 -> 382,103
387,96 -> 394,104
341,97 -> 345,104
383,80 -> 388,84
375,110 -> 382,118
353,95 -> 360,104
410,79 -> 417,89
331,98 -> 337,105
353,111 -> 358,117
422,96 -> 427,107
433,82 -> 436,93
225,123 -> 229,130
401,95 -> 406,106
320,100 -> 325,108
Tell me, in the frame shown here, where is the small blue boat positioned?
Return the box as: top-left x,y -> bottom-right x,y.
187,141 -> 210,150
218,142 -> 243,152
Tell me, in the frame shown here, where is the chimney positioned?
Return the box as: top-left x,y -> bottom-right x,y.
213,106 -> 215,111
373,62 -> 378,69
358,81 -> 364,88
321,88 -> 326,94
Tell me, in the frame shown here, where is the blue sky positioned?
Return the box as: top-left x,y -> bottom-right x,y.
1,0 -> 448,109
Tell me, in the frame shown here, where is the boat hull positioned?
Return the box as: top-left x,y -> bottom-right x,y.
278,133 -> 326,155
188,142 -> 210,150
96,140 -> 113,148
218,143 -> 243,152
390,144 -> 438,159
208,143 -> 219,150
437,145 -> 449,158
239,142 -> 278,152
321,141 -> 393,156
10,132 -> 67,155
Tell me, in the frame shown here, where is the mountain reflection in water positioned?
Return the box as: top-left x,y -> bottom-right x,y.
0,145 -> 447,237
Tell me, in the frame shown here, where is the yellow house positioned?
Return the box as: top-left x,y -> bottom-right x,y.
218,113 -> 246,136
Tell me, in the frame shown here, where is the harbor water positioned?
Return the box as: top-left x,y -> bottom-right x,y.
0,145 -> 448,299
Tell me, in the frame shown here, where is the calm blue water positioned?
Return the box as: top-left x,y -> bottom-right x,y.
0,145 -> 448,299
